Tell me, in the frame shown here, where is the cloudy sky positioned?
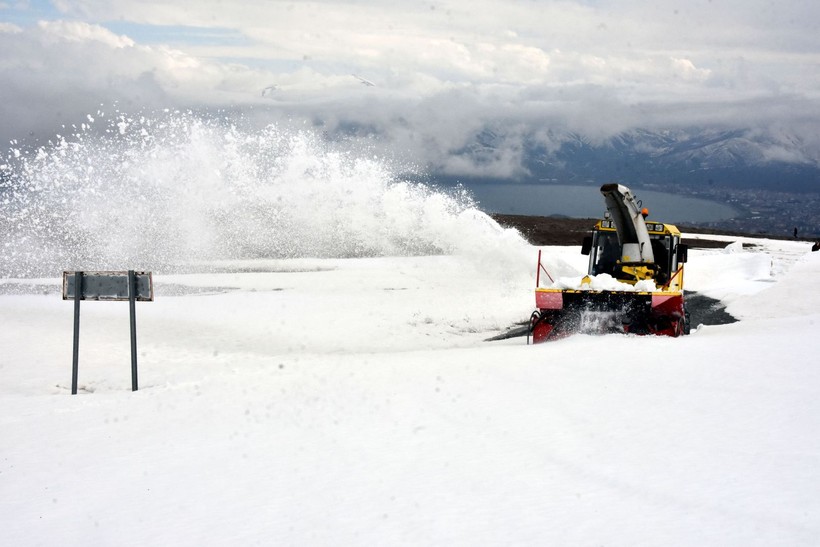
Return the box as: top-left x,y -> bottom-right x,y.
2,0 -> 819,176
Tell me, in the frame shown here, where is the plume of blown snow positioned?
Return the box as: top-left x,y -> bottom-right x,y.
1,109 -> 535,278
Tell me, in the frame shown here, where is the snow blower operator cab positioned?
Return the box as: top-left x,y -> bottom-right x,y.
529,183 -> 690,343
583,215 -> 685,288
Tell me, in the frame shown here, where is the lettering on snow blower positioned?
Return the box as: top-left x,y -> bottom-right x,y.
62,271 -> 154,394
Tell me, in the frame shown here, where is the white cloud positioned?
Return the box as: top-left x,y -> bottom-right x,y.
2,0 -> 820,177
37,20 -> 134,47
0,22 -> 22,34
670,58 -> 711,81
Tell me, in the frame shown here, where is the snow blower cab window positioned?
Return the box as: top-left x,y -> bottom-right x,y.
590,231 -> 620,276
589,230 -> 675,282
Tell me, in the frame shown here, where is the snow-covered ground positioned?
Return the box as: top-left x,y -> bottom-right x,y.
2,236 -> 819,546
2,120 -> 819,545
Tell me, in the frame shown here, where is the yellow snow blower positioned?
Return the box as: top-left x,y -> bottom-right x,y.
529,183 -> 690,343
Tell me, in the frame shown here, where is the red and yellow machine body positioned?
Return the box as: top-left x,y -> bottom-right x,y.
529,216 -> 689,343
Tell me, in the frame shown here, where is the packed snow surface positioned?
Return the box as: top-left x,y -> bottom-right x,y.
2,116 -> 820,545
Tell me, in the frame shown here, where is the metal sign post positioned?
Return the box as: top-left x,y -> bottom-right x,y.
63,270 -> 153,394
129,270 -> 139,391
71,272 -> 83,395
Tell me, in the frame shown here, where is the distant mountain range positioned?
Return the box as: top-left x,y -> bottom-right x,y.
447,127 -> 820,193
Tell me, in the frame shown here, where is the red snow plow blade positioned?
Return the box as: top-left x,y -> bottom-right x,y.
528,288 -> 687,343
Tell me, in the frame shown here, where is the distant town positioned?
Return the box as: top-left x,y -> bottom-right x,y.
642,184 -> 820,240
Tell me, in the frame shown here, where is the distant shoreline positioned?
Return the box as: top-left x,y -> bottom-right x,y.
490,213 -> 813,249
465,182 -> 739,224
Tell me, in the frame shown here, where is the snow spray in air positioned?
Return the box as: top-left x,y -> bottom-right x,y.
0,110 -> 531,277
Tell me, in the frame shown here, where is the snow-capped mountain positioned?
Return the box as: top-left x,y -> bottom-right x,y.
512,127 -> 820,191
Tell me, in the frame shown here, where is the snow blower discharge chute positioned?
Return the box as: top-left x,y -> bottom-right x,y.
529,183 -> 690,343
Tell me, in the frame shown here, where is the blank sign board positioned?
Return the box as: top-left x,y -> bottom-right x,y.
62,271 -> 154,301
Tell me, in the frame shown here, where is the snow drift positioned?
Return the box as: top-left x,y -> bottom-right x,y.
1,237 -> 819,546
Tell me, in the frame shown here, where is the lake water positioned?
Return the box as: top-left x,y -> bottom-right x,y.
464,183 -> 740,223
